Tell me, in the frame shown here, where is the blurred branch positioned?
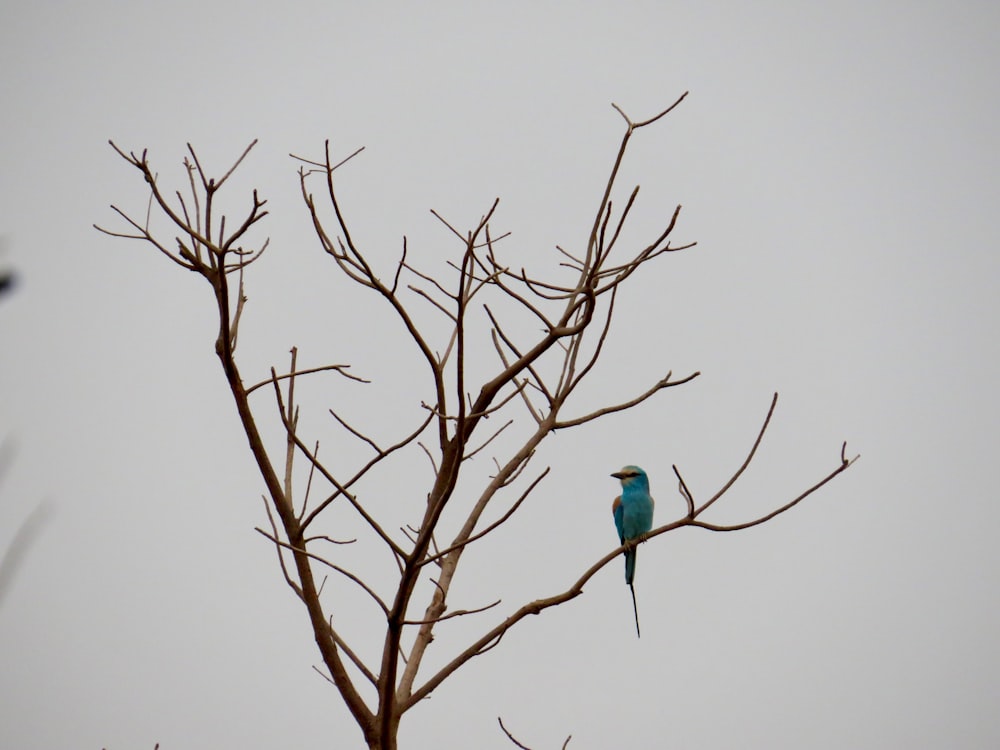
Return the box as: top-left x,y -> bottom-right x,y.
0,502 -> 52,608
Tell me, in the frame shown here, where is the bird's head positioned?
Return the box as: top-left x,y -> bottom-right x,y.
611,465 -> 649,490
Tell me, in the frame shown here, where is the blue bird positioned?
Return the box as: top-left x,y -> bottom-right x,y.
612,465 -> 654,637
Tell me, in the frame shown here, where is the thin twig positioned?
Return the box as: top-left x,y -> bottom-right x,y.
498,717 -> 533,750
246,363 -> 369,395
254,527 -> 390,614
403,598 -> 501,625
696,392 -> 778,517
673,464 -> 695,518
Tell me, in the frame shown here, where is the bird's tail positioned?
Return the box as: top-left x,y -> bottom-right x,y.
625,548 -> 641,637
629,582 -> 641,638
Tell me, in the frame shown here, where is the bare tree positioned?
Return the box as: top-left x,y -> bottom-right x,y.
95,92 -> 857,750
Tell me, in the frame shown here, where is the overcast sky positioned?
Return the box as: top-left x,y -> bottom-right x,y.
2,2 -> 998,749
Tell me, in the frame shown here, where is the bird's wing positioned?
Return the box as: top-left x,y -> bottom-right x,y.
612,495 -> 625,543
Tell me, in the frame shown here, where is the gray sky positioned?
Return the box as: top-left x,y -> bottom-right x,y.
2,2 -> 998,748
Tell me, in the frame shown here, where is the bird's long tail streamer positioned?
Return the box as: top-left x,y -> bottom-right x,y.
629,582 -> 641,638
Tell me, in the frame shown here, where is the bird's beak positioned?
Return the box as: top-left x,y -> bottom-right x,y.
611,471 -> 625,479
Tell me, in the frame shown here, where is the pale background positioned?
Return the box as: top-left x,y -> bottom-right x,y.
1,2 -> 998,748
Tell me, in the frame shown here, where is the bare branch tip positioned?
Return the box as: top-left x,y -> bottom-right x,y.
610,102 -> 630,125
498,717 -> 533,750
840,441 -> 860,467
